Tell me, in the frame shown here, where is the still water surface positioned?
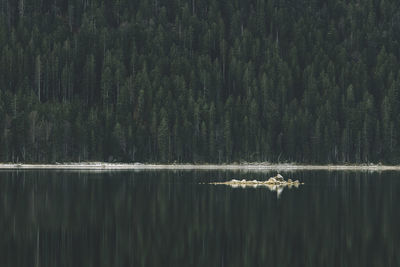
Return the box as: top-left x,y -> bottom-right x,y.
0,170 -> 399,266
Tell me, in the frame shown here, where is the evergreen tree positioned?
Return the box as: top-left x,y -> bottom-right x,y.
157,111 -> 169,162
0,0 -> 400,163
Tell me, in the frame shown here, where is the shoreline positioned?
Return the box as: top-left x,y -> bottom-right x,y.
0,162 -> 399,171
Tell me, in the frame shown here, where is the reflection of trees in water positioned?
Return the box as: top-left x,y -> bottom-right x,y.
0,171 -> 399,266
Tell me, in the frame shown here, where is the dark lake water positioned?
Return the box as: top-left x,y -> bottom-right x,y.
0,170 -> 399,266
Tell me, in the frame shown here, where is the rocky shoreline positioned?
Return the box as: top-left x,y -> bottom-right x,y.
0,163 -> 398,171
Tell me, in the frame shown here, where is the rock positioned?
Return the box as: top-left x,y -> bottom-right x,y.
210,177 -> 304,188
275,174 -> 284,182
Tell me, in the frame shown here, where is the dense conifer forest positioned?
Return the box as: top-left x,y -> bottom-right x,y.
1,0 -> 400,163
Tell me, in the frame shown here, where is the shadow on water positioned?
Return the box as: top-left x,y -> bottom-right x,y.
0,170 -> 399,266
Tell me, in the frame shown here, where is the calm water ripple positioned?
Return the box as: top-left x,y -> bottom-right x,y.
0,170 -> 399,266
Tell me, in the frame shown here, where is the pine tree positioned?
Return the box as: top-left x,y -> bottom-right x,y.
1,0 -> 400,163
157,111 -> 169,162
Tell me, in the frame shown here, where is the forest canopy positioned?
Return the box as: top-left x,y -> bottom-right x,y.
1,0 -> 400,163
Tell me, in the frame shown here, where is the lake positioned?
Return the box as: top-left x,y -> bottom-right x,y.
0,170 -> 399,266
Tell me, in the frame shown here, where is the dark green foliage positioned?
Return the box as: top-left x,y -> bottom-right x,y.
1,0 -> 400,163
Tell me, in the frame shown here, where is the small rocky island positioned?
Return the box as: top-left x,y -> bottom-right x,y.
210,174 -> 303,188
